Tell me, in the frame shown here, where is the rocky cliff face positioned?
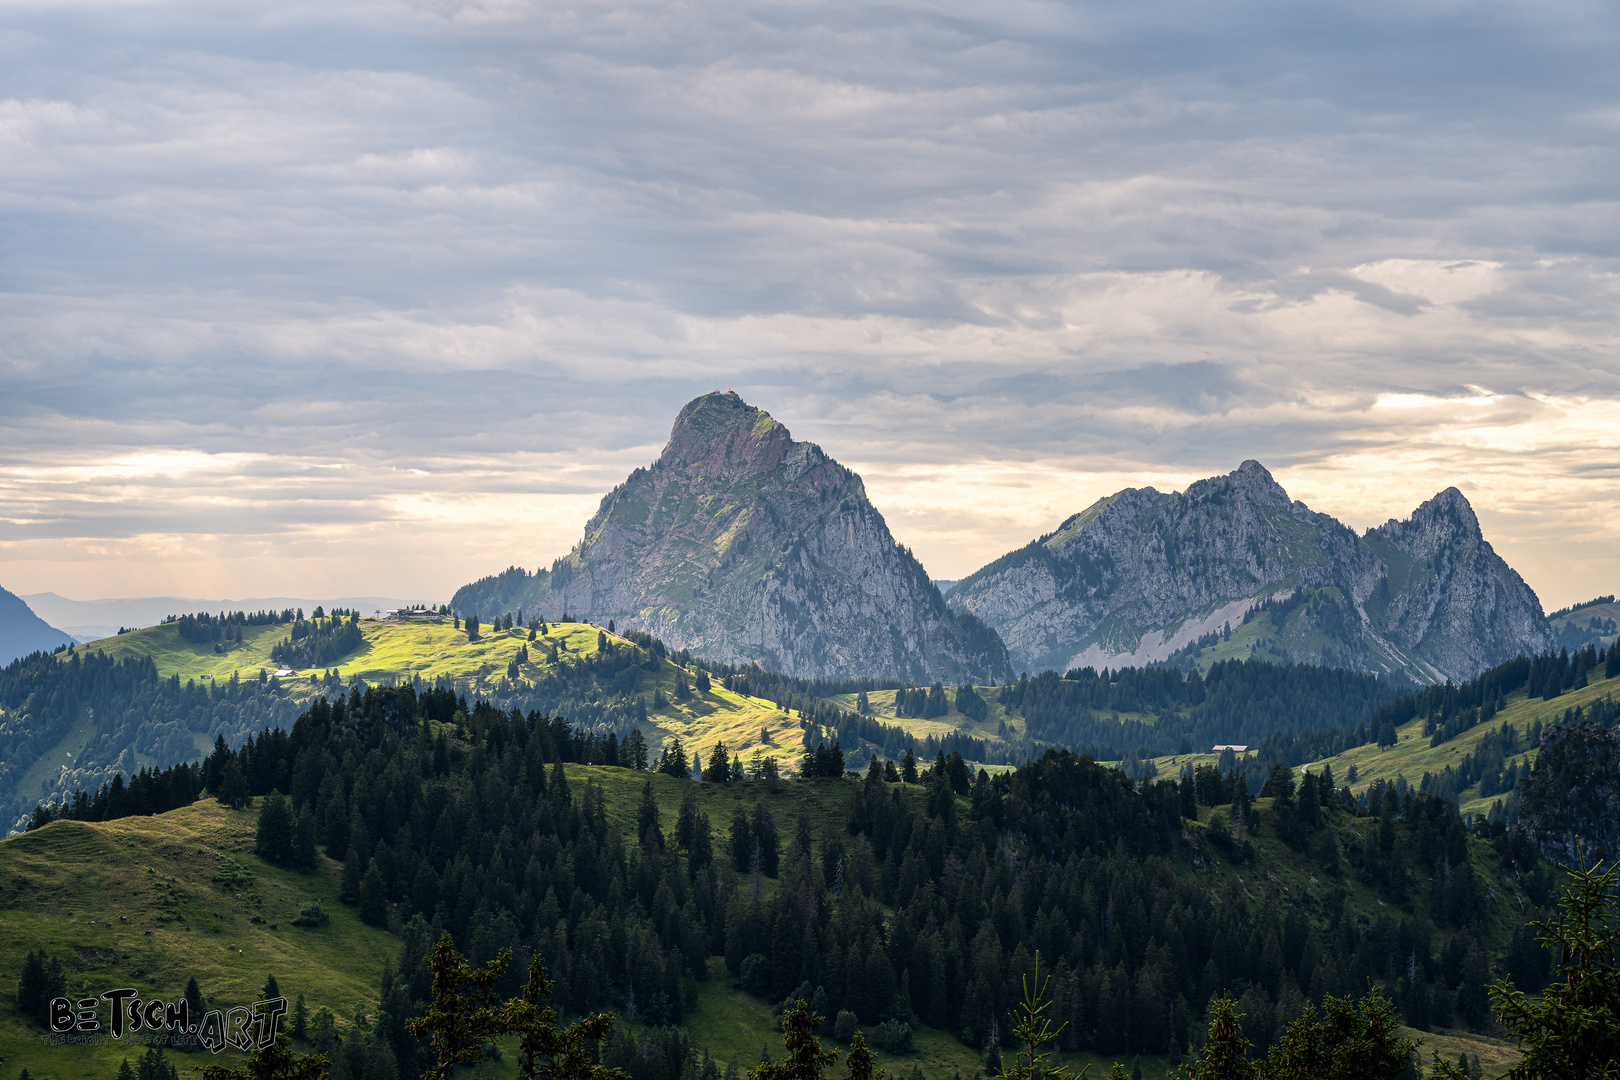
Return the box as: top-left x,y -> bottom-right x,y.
1360,488 -> 1554,683
452,393 -> 1011,682
948,462 -> 1555,683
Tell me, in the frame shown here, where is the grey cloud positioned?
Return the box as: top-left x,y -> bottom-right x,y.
0,0 -> 1617,601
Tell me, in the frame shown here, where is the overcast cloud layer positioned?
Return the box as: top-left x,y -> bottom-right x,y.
1,0 -> 1616,610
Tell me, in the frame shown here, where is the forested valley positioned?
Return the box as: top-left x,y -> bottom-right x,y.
0,649 -> 303,829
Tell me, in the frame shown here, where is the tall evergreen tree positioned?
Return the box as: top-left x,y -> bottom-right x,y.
185,976 -> 207,1023
1490,847 -> 1620,1079
256,790 -> 295,864
638,780 -> 663,846
706,742 -> 732,783
359,860 -> 387,927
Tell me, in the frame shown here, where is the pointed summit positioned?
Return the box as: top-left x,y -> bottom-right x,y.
1403,486 -> 1482,539
662,392 -> 795,477
1186,459 -> 1290,505
669,390 -> 767,440
453,397 -> 1011,682
1234,459 -> 1274,481
1360,485 -> 1550,679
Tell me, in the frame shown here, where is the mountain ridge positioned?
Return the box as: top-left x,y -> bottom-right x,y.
948,461 -> 1554,683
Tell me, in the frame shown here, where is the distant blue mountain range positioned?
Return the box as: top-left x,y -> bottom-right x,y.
0,585 -> 74,665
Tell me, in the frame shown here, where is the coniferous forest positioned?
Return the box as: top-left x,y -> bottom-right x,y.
19,678 -> 1545,1080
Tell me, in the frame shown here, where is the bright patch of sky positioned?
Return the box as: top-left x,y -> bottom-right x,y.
0,0 -> 1616,607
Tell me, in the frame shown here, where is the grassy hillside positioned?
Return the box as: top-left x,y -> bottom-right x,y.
0,799 -> 397,1080
58,620 -> 1418,796
1145,669 -> 1619,822
49,618 -> 1611,839
1,772 -> 951,1080
823,689 -> 1020,745
65,619 -> 805,773
1322,669 -> 1618,820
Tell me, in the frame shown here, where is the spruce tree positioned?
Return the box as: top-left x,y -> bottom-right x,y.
294,811 -> 319,871
217,759 -> 250,810
1489,845 -> 1620,1078
255,790 -> 294,864
359,859 -> 387,926
638,780 -> 663,846
675,787 -> 698,850
748,1001 -> 838,1080
729,807 -> 753,871
706,742 -> 732,783
1252,988 -> 1417,1079
1180,996 -> 1251,1080
341,844 -> 363,903
994,952 -> 1081,1080
195,1034 -> 329,1080
16,948 -> 45,1018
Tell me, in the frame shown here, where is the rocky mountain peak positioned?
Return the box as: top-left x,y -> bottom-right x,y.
1402,486 -> 1482,540
661,391 -> 798,480
1187,459 -> 1290,504
1232,458 -> 1275,483
452,394 -> 1011,682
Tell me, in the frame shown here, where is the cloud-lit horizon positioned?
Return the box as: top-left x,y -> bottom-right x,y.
1,0 -> 1616,610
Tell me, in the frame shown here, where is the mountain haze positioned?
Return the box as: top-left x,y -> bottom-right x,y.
453,392 -> 1011,682
0,584 -> 74,665
948,461 -> 1554,683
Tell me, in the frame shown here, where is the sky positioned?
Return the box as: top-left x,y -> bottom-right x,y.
0,0 -> 1616,611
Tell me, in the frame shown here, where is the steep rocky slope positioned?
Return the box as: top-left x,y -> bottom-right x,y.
453,392 -> 1011,682
948,461 -> 1554,683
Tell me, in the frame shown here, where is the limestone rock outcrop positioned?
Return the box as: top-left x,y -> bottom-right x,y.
948,462 -> 1554,683
453,393 -> 1011,683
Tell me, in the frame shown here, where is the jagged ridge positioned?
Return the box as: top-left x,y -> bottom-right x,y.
948,462 -> 1555,683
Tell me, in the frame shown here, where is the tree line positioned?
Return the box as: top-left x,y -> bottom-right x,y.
168,609 -> 299,645
272,612 -> 365,669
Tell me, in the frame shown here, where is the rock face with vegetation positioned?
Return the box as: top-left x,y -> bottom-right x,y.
453,392 -> 1011,682
948,460 -> 1554,683
1520,720 -> 1620,866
